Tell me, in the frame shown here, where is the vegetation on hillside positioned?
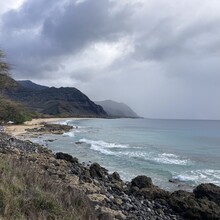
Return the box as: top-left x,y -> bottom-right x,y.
0,97 -> 32,124
0,50 -> 10,75
0,50 -> 32,124
0,154 -> 96,220
0,50 -> 17,89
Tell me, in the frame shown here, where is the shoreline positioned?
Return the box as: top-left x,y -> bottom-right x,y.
4,118 -> 65,137
1,120 -> 220,219
3,118 -> 213,192
3,117 -> 89,137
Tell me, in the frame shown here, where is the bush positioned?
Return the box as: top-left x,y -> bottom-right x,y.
0,96 -> 32,124
0,154 -> 96,220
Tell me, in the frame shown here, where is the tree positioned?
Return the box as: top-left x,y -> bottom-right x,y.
0,50 -> 10,76
0,50 -> 17,89
0,49 -> 32,124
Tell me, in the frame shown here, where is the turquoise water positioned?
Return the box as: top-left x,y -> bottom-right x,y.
38,118 -> 220,191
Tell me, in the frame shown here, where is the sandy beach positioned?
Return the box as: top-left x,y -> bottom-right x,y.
4,118 -> 72,137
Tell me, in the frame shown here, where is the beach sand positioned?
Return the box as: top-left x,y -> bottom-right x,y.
4,118 -> 71,137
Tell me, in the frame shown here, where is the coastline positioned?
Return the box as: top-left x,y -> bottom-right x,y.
4,118 -> 60,136
4,117 -> 88,138
1,119 -> 220,219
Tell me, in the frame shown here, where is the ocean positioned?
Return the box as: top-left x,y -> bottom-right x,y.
33,118 -> 220,191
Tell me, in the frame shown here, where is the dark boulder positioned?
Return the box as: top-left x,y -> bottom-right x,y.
56,152 -> 78,164
131,175 -> 153,189
169,190 -> 220,219
137,187 -> 170,200
129,186 -> 139,194
98,212 -> 113,220
110,172 -> 122,182
90,163 -> 108,179
81,168 -> 93,183
194,183 -> 220,206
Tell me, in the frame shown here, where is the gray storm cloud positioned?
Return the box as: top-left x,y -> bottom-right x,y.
0,0 -> 220,119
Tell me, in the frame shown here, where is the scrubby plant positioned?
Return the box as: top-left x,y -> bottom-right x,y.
0,50 -> 10,75
0,154 -> 97,220
0,50 -> 33,124
0,97 -> 32,124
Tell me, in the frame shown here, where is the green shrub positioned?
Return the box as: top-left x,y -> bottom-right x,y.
0,154 -> 96,220
0,96 -> 32,124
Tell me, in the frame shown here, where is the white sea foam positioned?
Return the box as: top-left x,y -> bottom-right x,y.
161,153 -> 179,158
79,138 -> 190,165
173,169 -> 220,186
56,120 -> 72,125
75,128 -> 88,133
79,138 -> 129,149
90,144 -> 116,155
121,151 -> 189,165
78,138 -> 129,156
63,131 -> 75,137
153,153 -> 189,165
172,175 -> 195,182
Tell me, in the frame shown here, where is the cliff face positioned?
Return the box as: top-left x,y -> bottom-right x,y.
4,83 -> 107,117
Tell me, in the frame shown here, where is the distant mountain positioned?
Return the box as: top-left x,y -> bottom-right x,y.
17,80 -> 48,90
4,80 -> 107,117
95,100 -> 139,118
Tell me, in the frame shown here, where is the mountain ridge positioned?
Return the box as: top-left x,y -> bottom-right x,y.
4,79 -> 138,118
17,80 -> 48,90
95,100 -> 139,118
4,80 -> 107,117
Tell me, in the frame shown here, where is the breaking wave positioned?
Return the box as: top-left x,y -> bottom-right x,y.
79,138 -> 190,165
172,169 -> 220,186
63,131 -> 75,137
79,138 -> 129,149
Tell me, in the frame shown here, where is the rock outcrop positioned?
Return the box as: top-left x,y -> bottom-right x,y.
26,123 -> 73,134
193,183 -> 220,205
90,163 -> 108,179
169,189 -> 220,219
56,152 -> 78,164
131,175 -> 153,189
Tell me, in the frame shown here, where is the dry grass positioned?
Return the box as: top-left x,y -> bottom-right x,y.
0,154 -> 97,220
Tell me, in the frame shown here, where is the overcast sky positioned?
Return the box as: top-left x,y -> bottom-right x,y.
0,0 -> 220,119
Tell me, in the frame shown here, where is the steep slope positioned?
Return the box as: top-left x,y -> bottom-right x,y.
95,100 -> 139,118
17,80 -> 48,90
5,86 -> 107,117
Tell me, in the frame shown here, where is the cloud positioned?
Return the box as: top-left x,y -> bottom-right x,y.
1,0 -> 220,119
0,0 -> 25,15
0,0 -> 133,77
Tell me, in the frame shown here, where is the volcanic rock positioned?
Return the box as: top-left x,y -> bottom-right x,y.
56,152 -> 78,164
90,163 -> 108,179
131,175 -> 153,189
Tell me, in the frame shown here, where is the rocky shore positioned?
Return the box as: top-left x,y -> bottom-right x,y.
1,124 -> 220,220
